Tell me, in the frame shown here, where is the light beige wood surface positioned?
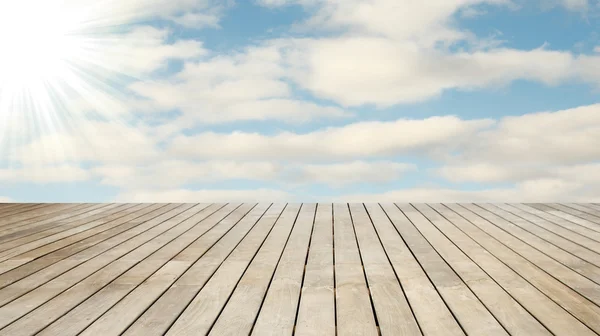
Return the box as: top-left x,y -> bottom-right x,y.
0,203 -> 598,335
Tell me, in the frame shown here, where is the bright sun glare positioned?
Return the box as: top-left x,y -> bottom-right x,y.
0,1 -> 82,88
0,0 -> 139,163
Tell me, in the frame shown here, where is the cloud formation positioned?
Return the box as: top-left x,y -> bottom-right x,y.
1,0 -> 599,202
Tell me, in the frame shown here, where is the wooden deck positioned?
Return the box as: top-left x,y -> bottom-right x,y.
0,203 -> 599,335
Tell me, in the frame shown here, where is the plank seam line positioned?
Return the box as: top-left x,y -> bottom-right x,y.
332,203 -> 338,335
363,203 -> 424,336
499,204 -> 600,258
249,203 -> 302,336
203,203 -> 287,335
347,203 -> 380,334
0,202 -> 205,329
516,205 -> 600,244
556,204 -> 600,223
100,203 -> 252,336
481,204 -> 600,268
145,203 -> 270,336
433,203 -> 591,335
0,204 -> 100,243
291,203 -> 318,336
0,204 -> 136,256
0,203 -> 216,333
0,204 -> 144,265
0,204 -> 186,301
384,204 -> 470,336
0,204 -> 172,291
467,204 -> 600,285
450,204 -> 600,310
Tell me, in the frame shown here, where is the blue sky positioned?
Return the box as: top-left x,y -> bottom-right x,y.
0,0 -> 599,202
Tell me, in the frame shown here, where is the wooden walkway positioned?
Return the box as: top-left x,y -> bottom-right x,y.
0,203 -> 599,335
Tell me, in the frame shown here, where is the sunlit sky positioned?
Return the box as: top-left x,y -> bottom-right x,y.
0,0 -> 599,202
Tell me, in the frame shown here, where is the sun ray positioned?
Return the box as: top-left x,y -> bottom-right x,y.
0,0 -> 165,168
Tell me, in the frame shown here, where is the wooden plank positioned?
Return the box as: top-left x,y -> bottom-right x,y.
563,204 -> 600,219
0,204 -> 69,228
0,204 -> 177,291
365,204 -> 464,336
349,203 -> 421,336
387,204 -> 511,336
0,204 -> 159,275
432,204 -> 600,334
250,204 -> 316,336
164,204 -> 286,335
0,204 -> 99,242
294,203 -> 335,336
0,204 -> 52,222
121,204 -> 277,336
208,204 -> 302,336
0,204 -> 26,211
331,203 -> 378,336
0,204 -> 133,260
10,204 -> 246,336
514,204 -> 600,242
452,204 -> 600,294
418,204 -> 592,335
497,204 -> 600,254
0,203 -> 204,329
545,204 -> 600,226
479,204 -> 600,268
569,203 -> 600,211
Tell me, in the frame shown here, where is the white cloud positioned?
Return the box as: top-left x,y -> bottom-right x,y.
128,44 -> 350,125
281,37 -> 578,107
99,26 -> 206,76
0,165 -> 90,183
459,103 -> 600,165
94,160 -> 281,189
337,178 -> 599,202
250,1 -> 600,107
73,0 -> 228,29
170,12 -> 221,29
551,0 -> 589,10
115,188 -> 293,202
262,0 -> 510,42
95,160 -> 416,189
169,116 -> 493,161
14,121 -> 159,165
0,197 -> 13,203
436,163 -> 539,183
289,161 -> 417,186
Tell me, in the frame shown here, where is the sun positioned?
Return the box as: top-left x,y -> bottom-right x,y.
0,1 -> 83,89
0,0 -> 140,165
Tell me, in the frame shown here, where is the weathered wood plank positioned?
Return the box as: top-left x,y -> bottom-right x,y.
0,204 -> 204,330
164,204 -> 285,335
349,203 -> 421,336
34,204 -> 248,336
515,204 -> 600,242
365,203 -> 464,336
479,204 -> 600,268
0,204 -> 99,242
545,204 -> 600,226
294,203 -> 335,336
332,203 -> 378,336
498,204 -> 600,254
451,204 -> 600,297
119,204 -> 273,336
0,204 -> 177,291
208,204 -> 301,336
431,204 -> 600,334
250,204 -> 316,336
389,204 -> 510,336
